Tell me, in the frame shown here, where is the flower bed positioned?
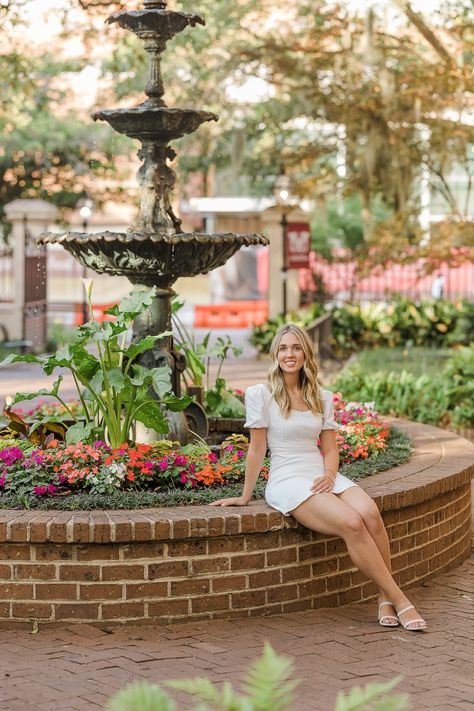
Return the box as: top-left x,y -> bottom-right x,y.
0,398 -> 410,509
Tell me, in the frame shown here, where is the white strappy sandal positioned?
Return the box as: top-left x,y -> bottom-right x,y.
378,600 -> 400,627
396,604 -> 427,631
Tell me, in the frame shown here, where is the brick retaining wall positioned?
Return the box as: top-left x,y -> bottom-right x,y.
0,420 -> 472,624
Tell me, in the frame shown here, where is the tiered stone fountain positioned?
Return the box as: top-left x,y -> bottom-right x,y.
39,0 -> 268,441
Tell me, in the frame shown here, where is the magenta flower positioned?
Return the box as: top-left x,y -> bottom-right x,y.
0,475 -> 6,488
0,447 -> 24,466
174,454 -> 187,467
33,485 -> 47,496
224,445 -> 234,452
158,459 -> 168,471
189,463 -> 196,474
179,472 -> 188,484
208,452 -> 218,463
236,450 -> 245,459
47,483 -> 57,495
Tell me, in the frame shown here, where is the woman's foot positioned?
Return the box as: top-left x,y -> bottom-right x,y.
395,602 -> 427,631
377,597 -> 399,627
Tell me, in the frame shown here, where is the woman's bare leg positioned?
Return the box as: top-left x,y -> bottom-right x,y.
338,487 -> 396,620
291,493 -> 426,628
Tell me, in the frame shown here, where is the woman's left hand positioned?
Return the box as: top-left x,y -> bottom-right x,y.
310,475 -> 335,494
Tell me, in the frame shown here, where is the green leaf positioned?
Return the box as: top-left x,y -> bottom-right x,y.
65,421 -> 97,444
118,288 -> 157,319
107,368 -> 126,391
133,400 -> 169,432
108,681 -> 176,711
0,353 -> 43,367
8,376 -> 64,407
163,394 -> 193,412
151,367 -> 173,398
124,332 -> 172,362
334,677 -> 407,711
129,364 -> 153,387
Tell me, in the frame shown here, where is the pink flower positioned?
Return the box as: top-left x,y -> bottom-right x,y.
236,450 -> 245,459
179,472 -> 188,484
158,459 -> 168,471
0,475 -> 6,488
33,485 -> 47,496
47,483 -> 57,494
224,445 -> 234,452
208,453 -> 218,463
174,455 -> 187,467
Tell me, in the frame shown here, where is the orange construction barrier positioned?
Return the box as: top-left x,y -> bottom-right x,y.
194,300 -> 268,329
74,302 -> 117,326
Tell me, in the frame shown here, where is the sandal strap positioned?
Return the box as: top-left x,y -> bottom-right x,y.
396,604 -> 414,616
403,618 -> 426,627
378,601 -> 395,610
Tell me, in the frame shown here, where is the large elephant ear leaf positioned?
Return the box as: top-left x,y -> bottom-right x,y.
124,333 -> 172,362
151,367 -> 173,398
7,376 -> 64,408
65,421 -> 97,445
0,353 -> 43,367
133,401 -> 169,433
118,288 -> 157,320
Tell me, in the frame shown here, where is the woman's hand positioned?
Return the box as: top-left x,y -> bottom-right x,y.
310,475 -> 335,494
209,496 -> 250,507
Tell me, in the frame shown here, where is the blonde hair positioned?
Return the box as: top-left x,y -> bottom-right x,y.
267,323 -> 324,418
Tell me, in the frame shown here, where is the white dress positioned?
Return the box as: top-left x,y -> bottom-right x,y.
244,383 -> 358,515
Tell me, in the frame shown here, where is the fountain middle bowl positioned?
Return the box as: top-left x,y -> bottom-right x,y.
38,230 -> 269,289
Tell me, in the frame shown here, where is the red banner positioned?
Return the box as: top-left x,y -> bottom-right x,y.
286,222 -> 311,269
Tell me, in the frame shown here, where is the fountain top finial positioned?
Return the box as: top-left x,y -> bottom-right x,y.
143,0 -> 167,8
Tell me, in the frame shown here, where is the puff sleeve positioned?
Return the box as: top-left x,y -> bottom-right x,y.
321,390 -> 339,431
244,384 -> 270,428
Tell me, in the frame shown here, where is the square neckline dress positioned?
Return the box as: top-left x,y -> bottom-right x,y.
244,383 -> 358,516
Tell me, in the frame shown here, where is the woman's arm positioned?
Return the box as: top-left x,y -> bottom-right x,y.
311,429 -> 339,494
209,428 -> 267,507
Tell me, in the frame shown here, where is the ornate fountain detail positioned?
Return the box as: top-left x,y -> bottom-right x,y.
38,0 -> 269,442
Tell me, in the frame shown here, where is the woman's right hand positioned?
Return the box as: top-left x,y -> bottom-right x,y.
209,496 -> 249,507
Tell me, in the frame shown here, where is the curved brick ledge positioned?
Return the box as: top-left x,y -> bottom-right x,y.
0,420 -> 472,624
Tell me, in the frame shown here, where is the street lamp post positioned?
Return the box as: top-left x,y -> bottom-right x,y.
77,197 -> 94,324
274,171 -> 290,316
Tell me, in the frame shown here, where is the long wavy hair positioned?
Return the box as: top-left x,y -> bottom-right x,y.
267,323 -> 324,418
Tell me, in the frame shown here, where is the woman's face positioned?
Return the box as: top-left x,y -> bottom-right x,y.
277,331 -> 305,375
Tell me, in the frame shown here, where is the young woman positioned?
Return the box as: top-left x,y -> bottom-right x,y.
210,324 -> 427,631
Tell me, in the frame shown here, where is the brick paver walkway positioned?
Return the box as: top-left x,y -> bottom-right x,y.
0,359 -> 472,709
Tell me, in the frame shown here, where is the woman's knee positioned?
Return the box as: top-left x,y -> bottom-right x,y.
340,512 -> 367,539
361,502 -> 385,533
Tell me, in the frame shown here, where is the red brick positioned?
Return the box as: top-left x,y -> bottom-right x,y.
266,548 -> 297,566
0,565 -> 11,579
231,553 -> 265,571
59,565 -> 100,582
76,544 -> 120,561
0,544 -> 30,561
120,542 -> 165,559
298,541 -> 327,561
312,557 -> 338,575
168,540 -> 207,557
282,599 -> 312,613
35,545 -> 74,561
14,564 -> 56,580
55,603 -> 99,621
12,602 -> 52,619
0,583 -> 34,599
231,590 -> 265,609
0,602 -> 10,618
171,579 -> 210,596
249,570 -> 281,588
212,575 -> 247,593
245,531 -> 280,551
79,584 -> 123,600
208,537 -> 245,554
191,557 -> 229,574
266,584 -> 298,604
102,564 -> 145,581
101,602 -> 144,620
298,578 -> 327,598
191,594 -> 230,613
148,599 -> 189,617
338,587 -> 362,605
148,560 -> 189,578
126,582 -> 167,599
35,583 -> 77,600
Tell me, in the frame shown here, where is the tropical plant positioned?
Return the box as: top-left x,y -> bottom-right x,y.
107,642 -> 409,711
0,287 -> 191,448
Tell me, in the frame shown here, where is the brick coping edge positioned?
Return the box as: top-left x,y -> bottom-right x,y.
0,419 -> 473,545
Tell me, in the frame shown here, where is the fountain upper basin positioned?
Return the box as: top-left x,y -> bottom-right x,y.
92,107 -> 218,141
38,230 -> 269,289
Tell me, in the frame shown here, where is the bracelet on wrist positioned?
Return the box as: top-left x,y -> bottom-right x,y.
324,470 -> 337,481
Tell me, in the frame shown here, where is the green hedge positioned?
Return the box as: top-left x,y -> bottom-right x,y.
250,297 -> 474,355
333,344 -> 474,428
